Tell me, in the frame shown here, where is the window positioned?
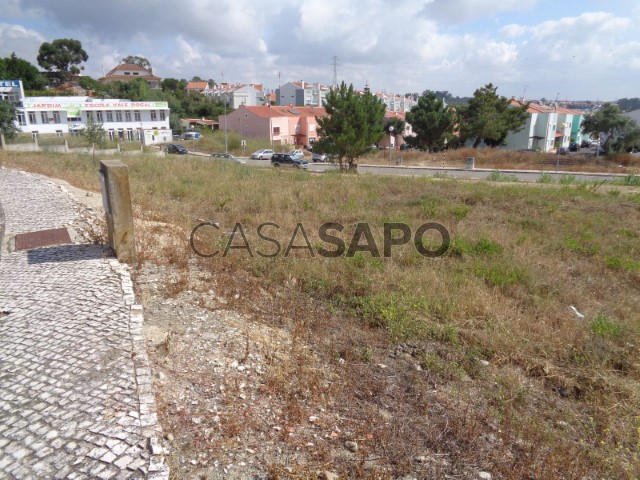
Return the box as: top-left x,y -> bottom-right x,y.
41,112 -> 48,123
126,128 -> 134,141
28,112 -> 37,124
17,112 -> 26,125
116,111 -> 123,122
125,111 -> 132,122
87,111 -> 94,122
96,111 -> 103,122
52,111 -> 61,123
134,111 -> 141,121
160,110 -> 166,121
273,126 -> 280,134
150,110 -> 157,121
106,111 -> 113,122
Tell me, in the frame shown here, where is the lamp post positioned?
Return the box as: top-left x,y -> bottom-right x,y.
388,125 -> 394,165
224,94 -> 228,154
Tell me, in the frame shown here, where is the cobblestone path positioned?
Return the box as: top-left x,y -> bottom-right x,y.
0,168 -> 168,479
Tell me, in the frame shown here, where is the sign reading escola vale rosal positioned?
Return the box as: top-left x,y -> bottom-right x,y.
23,101 -> 169,112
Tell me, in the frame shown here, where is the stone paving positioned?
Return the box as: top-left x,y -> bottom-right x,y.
0,168 -> 168,479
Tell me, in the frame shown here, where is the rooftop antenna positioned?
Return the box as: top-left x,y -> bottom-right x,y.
521,85 -> 527,102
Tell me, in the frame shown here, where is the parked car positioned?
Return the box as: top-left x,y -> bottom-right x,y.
211,152 -> 246,164
166,144 -> 188,154
287,149 -> 305,159
557,147 -> 570,155
580,140 -> 591,148
569,142 -> 579,152
182,131 -> 201,140
271,153 -> 308,169
589,140 -> 600,147
250,149 -> 274,160
312,152 -> 327,162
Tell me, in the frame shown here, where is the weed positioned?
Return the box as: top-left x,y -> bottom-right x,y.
604,256 -> 640,272
537,173 -> 554,184
591,312 -> 622,339
559,174 -> 576,185
448,203 -> 471,220
487,170 -> 519,182
564,235 -> 599,256
449,237 -> 503,257
616,174 -> 640,186
472,261 -> 528,287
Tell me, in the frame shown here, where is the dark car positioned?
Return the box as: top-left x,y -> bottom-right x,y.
557,147 -> 570,155
569,142 -> 579,152
580,140 -> 590,148
166,144 -> 188,154
271,153 -> 308,169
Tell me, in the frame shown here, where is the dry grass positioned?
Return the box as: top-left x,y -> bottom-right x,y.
2,150 -> 640,479
362,147 -> 640,174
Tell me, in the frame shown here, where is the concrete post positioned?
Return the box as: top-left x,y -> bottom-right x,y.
0,133 -> 5,150
64,138 -> 69,153
100,160 -> 137,264
33,133 -> 38,149
465,157 -> 475,170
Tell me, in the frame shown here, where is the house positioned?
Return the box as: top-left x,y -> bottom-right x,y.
98,63 -> 161,89
218,105 -> 328,146
504,101 -> 584,152
180,118 -> 218,130
186,81 -> 209,93
276,81 -> 330,107
379,111 -> 414,149
204,83 -> 265,108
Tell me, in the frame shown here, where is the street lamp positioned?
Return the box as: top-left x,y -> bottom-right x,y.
224,94 -> 228,154
388,125 -> 394,165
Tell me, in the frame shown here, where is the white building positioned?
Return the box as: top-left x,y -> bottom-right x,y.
204,83 -> 265,108
3,80 -> 170,141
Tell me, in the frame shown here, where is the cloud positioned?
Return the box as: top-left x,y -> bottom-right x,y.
0,23 -> 45,61
2,1 -> 639,99
420,0 -> 537,24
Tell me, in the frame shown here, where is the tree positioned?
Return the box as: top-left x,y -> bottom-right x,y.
37,38 -> 88,81
405,91 -> 455,151
0,53 -> 48,90
121,55 -> 152,71
0,100 -> 19,138
84,116 -> 106,147
581,103 -> 635,153
315,82 -> 386,172
458,83 -> 529,148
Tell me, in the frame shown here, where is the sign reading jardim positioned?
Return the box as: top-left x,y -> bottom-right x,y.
190,222 -> 450,258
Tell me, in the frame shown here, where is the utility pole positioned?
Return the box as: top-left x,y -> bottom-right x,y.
332,56 -> 338,89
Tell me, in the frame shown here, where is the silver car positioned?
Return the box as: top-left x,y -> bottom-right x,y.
250,149 -> 274,160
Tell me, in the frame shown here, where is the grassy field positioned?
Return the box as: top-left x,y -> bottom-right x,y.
2,150 -> 639,479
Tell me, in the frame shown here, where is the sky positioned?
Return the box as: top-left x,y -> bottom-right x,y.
1,0 -> 639,101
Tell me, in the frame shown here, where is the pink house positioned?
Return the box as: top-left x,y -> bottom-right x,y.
219,105 -> 327,147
